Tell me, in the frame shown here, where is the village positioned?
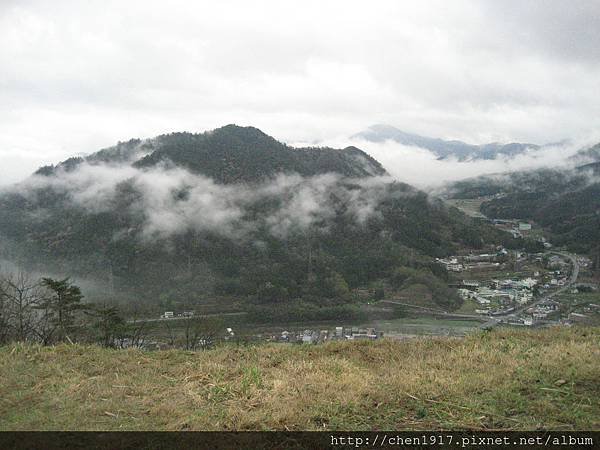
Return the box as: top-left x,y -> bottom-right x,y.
144,219 -> 599,347
437,216 -> 599,328
267,326 -> 384,344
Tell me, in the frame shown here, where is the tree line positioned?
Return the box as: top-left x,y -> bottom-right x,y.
0,271 -> 135,347
0,270 -> 230,350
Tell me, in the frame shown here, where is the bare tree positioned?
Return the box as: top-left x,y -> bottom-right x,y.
0,271 -> 46,342
87,302 -> 125,347
163,318 -> 176,348
129,319 -> 148,349
0,279 -> 8,344
184,316 -> 223,350
120,305 -> 149,349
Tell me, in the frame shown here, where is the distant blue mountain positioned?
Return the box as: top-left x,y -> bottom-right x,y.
353,124 -> 540,161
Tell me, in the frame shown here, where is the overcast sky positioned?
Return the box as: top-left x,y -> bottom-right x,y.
1,0 -> 600,185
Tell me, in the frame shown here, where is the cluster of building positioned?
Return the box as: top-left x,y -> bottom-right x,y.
538,255 -> 571,288
546,254 -> 569,270
508,298 -> 600,327
558,283 -> 600,325
504,299 -> 560,326
567,303 -> 600,324
489,219 -> 551,243
438,248 -> 562,275
437,252 -> 506,272
270,326 -> 384,344
160,311 -> 195,319
455,277 -> 538,315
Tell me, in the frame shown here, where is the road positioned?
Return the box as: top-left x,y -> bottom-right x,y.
129,253 -> 581,329
127,311 -> 247,324
381,251 -> 580,330
504,251 -> 579,315
481,251 -> 580,328
378,300 -> 487,321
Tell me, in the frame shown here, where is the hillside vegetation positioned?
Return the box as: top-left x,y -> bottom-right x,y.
480,183 -> 600,253
448,154 -> 600,254
0,125 -> 520,314
37,125 -> 388,182
1,327 -> 598,431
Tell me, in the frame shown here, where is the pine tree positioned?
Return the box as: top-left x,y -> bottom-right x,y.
90,303 -> 124,347
38,278 -> 86,343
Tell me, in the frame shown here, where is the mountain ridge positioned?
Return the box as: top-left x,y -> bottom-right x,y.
353,124 -> 541,161
445,146 -> 600,253
0,125 -> 522,312
36,124 -> 388,184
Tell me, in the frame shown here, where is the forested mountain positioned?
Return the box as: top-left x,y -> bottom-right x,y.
353,124 -> 540,160
480,183 -> 600,253
578,161 -> 600,175
571,142 -> 600,165
448,169 -> 591,199
446,146 -> 600,253
37,125 -> 387,183
0,125 -> 521,314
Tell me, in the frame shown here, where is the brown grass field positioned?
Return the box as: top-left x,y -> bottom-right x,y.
1,327 -> 599,431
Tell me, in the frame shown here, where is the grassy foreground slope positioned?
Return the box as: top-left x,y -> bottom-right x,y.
1,327 -> 599,431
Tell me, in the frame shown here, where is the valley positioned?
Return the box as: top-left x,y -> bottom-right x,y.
1,125 -> 598,440
3,1 -> 600,438
1,125 -> 599,351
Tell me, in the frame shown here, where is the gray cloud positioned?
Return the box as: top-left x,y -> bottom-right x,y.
1,1 -> 600,185
480,1 -> 600,64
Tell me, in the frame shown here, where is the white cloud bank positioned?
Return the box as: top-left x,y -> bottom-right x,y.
15,163 -> 392,240
1,0 -> 600,185
337,138 -> 599,190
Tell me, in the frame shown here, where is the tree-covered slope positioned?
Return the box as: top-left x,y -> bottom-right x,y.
135,126 -> 387,182
0,126 -> 517,312
446,146 -> 600,253
36,125 -> 387,183
480,183 -> 600,253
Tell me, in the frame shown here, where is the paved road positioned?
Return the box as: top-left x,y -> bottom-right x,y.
378,300 -> 486,321
127,311 -> 247,324
506,251 -> 578,314
481,251 -> 580,328
129,253 -> 581,329
381,251 -> 581,330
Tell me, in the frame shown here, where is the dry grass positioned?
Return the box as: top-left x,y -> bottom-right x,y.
1,327 -> 599,430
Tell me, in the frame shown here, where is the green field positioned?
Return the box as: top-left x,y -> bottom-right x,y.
444,198 -> 488,218
456,298 -> 483,314
365,316 -> 481,336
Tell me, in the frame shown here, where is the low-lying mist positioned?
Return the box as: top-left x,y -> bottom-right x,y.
10,162 -> 399,243
311,134 -> 600,191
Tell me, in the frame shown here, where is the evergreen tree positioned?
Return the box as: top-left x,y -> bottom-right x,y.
38,278 -> 86,343
89,303 -> 124,347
